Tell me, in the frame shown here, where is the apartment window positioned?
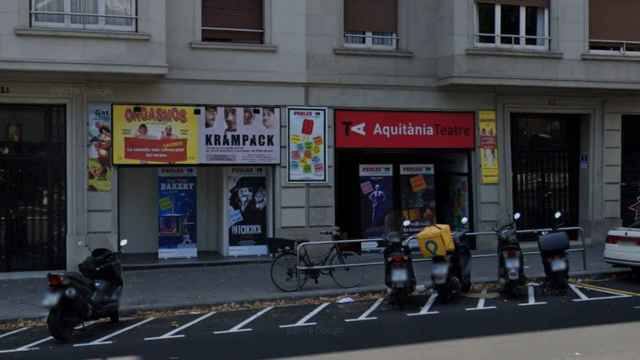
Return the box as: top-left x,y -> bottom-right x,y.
31,0 -> 137,31
589,0 -> 640,54
475,0 -> 549,50
344,0 -> 398,50
202,0 -> 264,44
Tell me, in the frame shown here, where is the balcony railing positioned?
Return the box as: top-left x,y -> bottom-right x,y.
475,33 -> 551,50
30,10 -> 137,32
589,39 -> 640,55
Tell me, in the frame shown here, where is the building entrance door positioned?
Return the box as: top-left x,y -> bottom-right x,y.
621,116 -> 640,226
0,105 -> 66,272
511,114 -> 580,234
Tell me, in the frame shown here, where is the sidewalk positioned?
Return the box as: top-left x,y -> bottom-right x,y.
0,243 -> 624,321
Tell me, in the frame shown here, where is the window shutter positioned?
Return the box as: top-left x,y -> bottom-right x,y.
476,0 -> 550,7
589,0 -> 640,42
201,0 -> 263,43
344,0 -> 397,33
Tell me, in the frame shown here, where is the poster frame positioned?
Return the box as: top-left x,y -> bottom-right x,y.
287,107 -> 329,183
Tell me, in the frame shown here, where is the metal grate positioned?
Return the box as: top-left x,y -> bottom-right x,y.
511,115 -> 580,237
0,105 -> 67,272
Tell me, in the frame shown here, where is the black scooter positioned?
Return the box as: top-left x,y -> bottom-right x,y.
383,224 -> 416,307
43,239 -> 128,342
538,211 -> 570,293
431,217 -> 472,302
496,213 -> 526,297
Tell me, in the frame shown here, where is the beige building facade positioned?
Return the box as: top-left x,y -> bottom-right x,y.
0,0 -> 637,271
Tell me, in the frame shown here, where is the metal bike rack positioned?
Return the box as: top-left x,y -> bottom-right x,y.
294,226 -> 587,272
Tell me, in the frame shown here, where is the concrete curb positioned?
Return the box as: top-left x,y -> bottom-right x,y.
1,267 -> 630,324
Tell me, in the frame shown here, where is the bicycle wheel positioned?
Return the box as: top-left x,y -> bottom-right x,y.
271,252 -> 307,292
329,251 -> 364,288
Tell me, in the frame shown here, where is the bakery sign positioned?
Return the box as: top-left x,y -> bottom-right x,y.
335,111 -> 475,149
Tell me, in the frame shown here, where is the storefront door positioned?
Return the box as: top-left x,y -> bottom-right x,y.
0,105 -> 67,272
621,116 -> 640,226
511,114 -> 580,233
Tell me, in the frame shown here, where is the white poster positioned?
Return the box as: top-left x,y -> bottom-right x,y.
200,106 -> 280,164
288,107 -> 328,182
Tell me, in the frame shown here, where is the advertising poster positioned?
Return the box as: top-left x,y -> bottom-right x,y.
113,105 -> 200,165
158,168 -> 197,259
359,164 -> 394,239
227,167 -> 269,256
87,104 -> 113,192
400,164 -> 436,232
200,106 -> 280,164
479,110 -> 499,184
449,175 -> 470,231
288,107 -> 327,183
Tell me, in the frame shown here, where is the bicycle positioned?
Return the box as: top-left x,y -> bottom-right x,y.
270,228 -> 364,292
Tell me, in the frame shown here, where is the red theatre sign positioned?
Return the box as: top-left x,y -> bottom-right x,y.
335,111 -> 475,149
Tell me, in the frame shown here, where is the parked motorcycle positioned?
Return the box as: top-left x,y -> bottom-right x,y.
423,218 -> 472,303
383,221 -> 417,307
538,211 -> 570,293
496,213 -> 526,297
43,239 -> 128,342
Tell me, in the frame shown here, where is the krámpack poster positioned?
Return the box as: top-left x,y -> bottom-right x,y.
113,105 -> 199,165
200,106 -> 280,164
288,107 -> 327,182
87,104 -> 113,192
359,164 -> 394,239
227,167 -> 268,256
400,164 -> 436,232
479,110 -> 499,184
158,168 -> 197,259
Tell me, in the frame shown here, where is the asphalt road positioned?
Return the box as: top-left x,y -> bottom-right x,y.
2,277 -> 640,360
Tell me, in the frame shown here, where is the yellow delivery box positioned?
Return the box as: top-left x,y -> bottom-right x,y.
416,224 -> 455,257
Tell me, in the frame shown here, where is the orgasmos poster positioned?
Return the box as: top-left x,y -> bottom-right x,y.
158,168 -> 197,259
113,105 -> 200,165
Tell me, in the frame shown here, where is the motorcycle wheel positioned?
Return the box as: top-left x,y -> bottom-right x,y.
47,307 -> 75,343
109,311 -> 120,323
435,285 -> 453,303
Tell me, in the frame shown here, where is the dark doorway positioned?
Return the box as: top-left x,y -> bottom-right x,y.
335,149 -> 473,243
511,114 -> 581,234
0,105 -> 67,272
621,116 -> 640,226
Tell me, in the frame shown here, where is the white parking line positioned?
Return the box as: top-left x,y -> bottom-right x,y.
279,303 -> 330,328
519,283 -> 547,307
0,327 -> 30,340
466,289 -> 496,311
215,307 -> 274,335
345,298 -> 384,322
570,284 -> 632,303
74,317 -> 155,347
145,312 -> 216,341
407,293 -> 439,317
0,336 -> 53,354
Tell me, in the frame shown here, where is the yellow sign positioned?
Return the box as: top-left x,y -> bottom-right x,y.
113,105 -> 199,164
479,111 -> 499,184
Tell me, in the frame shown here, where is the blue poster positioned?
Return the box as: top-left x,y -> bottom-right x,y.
359,164 -> 394,239
158,168 -> 197,259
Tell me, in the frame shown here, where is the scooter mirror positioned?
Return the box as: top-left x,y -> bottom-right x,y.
554,211 -> 562,219
402,220 -> 411,227
77,240 -> 86,247
461,217 -> 469,225
514,213 -> 521,221
119,239 -> 129,247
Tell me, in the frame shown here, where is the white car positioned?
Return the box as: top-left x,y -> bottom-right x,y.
604,221 -> 640,271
